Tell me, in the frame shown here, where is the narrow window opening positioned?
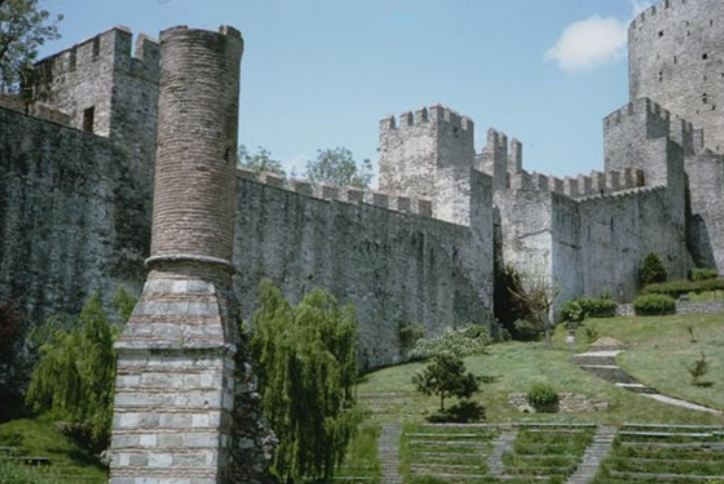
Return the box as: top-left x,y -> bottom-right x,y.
92,37 -> 100,60
658,30 -> 664,37
658,71 -> 664,82
83,106 -> 95,133
703,53 -> 709,60
674,55 -> 677,64
703,93 -> 709,104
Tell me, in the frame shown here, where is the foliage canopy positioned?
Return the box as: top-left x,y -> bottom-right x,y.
305,147 -> 373,189
238,144 -> 285,177
412,352 -> 479,411
0,0 -> 62,93
25,288 -> 133,452
250,279 -> 361,482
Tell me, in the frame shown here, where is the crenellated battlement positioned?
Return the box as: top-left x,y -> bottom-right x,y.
28,26 -> 159,90
508,167 -> 645,200
604,97 -> 704,154
236,168 -> 434,217
379,104 -> 473,134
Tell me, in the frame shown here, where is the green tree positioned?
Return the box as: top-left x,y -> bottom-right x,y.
305,147 -> 373,188
25,289 -> 133,451
238,144 -> 285,176
639,252 -> 668,286
0,0 -> 62,93
250,280 -> 361,482
412,352 -> 479,411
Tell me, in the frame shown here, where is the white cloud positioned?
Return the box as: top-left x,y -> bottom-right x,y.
545,1 -> 654,73
545,15 -> 627,72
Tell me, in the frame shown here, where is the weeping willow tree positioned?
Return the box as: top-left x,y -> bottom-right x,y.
25,288 -> 135,452
250,280 -> 361,483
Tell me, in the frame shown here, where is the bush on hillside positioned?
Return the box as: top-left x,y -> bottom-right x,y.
559,301 -> 584,324
639,253 -> 668,286
409,324 -> 490,360
397,321 -> 425,358
559,297 -> 617,323
427,400 -> 485,423
526,383 -> 559,411
578,297 -> 617,318
691,267 -> 718,281
642,278 -> 724,298
633,294 -> 677,316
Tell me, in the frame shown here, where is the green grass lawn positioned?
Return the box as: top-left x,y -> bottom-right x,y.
0,415 -> 107,483
573,313 -> 724,411
357,314 -> 724,426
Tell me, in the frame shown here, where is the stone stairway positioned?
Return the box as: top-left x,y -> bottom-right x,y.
486,426 -> 517,478
566,425 -> 617,484
378,423 -> 402,484
573,348 -> 722,414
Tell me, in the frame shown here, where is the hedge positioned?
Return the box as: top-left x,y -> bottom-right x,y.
642,278 -> 724,298
633,294 -> 677,316
691,268 -> 718,281
559,297 -> 617,322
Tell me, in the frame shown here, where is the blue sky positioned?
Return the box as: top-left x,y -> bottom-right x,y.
40,0 -> 653,183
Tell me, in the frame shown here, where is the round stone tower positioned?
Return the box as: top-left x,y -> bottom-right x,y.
110,26 -> 258,484
629,0 -> 724,152
150,25 -> 242,267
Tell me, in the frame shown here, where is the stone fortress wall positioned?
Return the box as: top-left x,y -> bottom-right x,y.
2,0 -> 724,370
0,31 -> 495,369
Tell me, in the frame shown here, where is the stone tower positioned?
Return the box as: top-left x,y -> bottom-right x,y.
110,25 -> 244,483
378,105 -> 475,225
629,0 -> 724,152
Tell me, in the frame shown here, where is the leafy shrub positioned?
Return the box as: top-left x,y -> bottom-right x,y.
397,321 -> 425,357
687,353 -> 712,386
559,297 -> 617,323
633,294 -> 677,316
409,324 -> 490,360
559,301 -> 584,324
427,400 -> 485,423
526,383 -> 559,410
691,267 -> 718,281
642,278 -> 724,298
639,253 -> 668,286
578,297 -> 617,318
583,326 -> 599,344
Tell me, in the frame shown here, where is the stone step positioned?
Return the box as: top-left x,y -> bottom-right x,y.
572,355 -> 618,366
615,382 -> 655,394
608,470 -> 724,481
408,440 -> 488,448
620,430 -> 720,438
623,423 -> 724,431
578,364 -> 638,383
